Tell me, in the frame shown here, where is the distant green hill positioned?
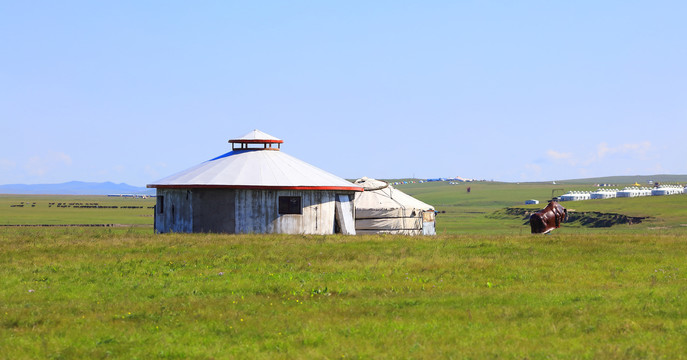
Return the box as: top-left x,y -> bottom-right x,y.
0,181 -> 155,195
378,174 -> 687,185
555,174 -> 687,185
393,179 -> 687,234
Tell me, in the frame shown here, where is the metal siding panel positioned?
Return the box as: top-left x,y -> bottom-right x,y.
322,192 -> 336,234
157,189 -> 192,233
234,190 -> 279,234
154,190 -> 165,233
234,191 -> 246,233
220,189 -> 356,235
265,190 -> 276,233
235,190 -> 257,233
154,188 -> 346,235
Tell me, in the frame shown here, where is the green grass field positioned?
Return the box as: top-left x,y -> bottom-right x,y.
396,181 -> 687,235
1,230 -> 686,359
1,183 -> 686,358
0,195 -> 155,226
2,181 -> 686,234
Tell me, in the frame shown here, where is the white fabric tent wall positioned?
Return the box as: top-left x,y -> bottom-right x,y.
354,177 -> 436,235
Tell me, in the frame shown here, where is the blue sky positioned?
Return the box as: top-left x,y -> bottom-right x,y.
1,1 -> 685,186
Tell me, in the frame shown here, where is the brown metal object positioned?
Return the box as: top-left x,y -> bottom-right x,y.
530,201 -> 567,234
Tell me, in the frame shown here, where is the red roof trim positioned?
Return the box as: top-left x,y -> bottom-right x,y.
147,184 -> 363,191
232,148 -> 281,152
229,139 -> 284,144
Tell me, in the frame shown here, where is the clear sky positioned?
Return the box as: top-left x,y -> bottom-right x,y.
2,1 -> 685,186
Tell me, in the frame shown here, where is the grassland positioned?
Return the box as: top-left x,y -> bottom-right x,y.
2,181 -> 686,234
0,195 -> 154,226
396,181 -> 687,235
1,183 -> 686,358
1,229 -> 686,359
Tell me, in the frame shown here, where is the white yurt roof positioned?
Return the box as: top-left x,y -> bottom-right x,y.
230,129 -> 283,143
148,130 -> 363,191
354,177 -> 434,213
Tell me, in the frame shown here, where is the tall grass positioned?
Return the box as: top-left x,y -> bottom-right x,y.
1,228 -> 686,359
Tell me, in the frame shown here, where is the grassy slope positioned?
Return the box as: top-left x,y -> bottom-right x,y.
507,194 -> 687,235
1,186 -> 686,358
1,230 -> 686,359
541,194 -> 687,232
395,181 -> 687,234
396,181 -> 557,234
0,195 -> 155,226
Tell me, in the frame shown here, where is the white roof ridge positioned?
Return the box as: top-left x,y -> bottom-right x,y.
230,129 -> 283,143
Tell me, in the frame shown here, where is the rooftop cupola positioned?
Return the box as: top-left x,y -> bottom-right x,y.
229,129 -> 284,151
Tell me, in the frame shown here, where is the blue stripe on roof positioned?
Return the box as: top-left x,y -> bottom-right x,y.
208,151 -> 235,161
208,149 -> 270,161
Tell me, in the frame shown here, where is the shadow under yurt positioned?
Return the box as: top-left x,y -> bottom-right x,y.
353,177 -> 436,235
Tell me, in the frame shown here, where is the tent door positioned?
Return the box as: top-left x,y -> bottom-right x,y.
335,194 -> 356,235
422,210 -> 436,235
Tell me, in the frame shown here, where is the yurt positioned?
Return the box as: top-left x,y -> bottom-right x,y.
651,185 -> 683,196
617,187 -> 652,198
353,177 -> 436,235
147,130 -> 363,234
590,189 -> 619,199
558,191 -> 591,201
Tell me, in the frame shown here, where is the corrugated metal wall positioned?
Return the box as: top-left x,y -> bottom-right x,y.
235,190 -> 355,235
154,188 -> 357,235
155,188 -> 193,233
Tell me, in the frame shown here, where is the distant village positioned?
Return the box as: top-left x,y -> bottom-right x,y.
554,184 -> 685,202
390,177 -> 482,186
107,194 -> 150,199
